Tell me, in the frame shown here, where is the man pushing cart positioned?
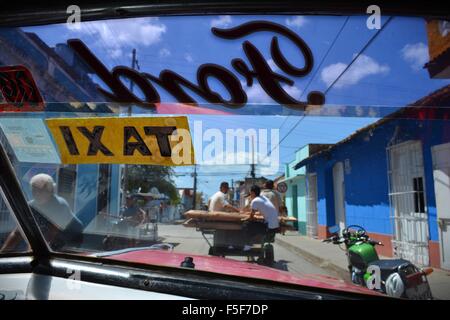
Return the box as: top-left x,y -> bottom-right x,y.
183,183 -> 296,265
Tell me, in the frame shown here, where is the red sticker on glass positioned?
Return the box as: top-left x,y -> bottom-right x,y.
0,65 -> 44,112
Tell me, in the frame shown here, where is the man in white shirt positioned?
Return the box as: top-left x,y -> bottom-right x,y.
208,182 -> 239,212
242,185 -> 280,251
260,180 -> 282,215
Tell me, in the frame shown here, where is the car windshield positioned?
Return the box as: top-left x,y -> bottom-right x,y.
0,14 -> 449,298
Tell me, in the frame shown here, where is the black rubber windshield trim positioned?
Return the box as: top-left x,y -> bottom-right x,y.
0,1 -> 447,27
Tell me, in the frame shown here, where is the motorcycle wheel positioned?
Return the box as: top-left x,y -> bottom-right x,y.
385,273 -> 405,298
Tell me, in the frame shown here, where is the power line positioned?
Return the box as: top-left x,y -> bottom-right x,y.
277,114 -> 290,130
299,16 -> 350,100
324,16 -> 394,96
259,17 -> 394,165
259,114 -> 307,164
262,16 -> 350,161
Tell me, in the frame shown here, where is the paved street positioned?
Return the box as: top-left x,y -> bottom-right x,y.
157,223 -> 335,278
276,232 -> 450,300
156,224 -> 450,299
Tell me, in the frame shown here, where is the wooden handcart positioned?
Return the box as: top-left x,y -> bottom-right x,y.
183,210 -> 297,265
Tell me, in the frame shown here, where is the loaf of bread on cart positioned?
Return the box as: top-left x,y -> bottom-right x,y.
182,210 -> 297,232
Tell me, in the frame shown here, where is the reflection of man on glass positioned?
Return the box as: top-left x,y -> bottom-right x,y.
1,173 -> 83,251
121,196 -> 138,218
120,195 -> 145,226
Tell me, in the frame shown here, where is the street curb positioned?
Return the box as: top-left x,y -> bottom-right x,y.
275,237 -> 350,281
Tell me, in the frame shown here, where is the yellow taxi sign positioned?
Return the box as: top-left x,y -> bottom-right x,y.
46,116 -> 195,165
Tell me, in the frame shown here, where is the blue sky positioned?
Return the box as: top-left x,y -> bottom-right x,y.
173,115 -> 378,200
22,15 -> 450,200
25,15 -> 449,108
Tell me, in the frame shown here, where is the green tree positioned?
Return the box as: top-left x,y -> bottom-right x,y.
125,165 -> 179,203
195,191 -> 204,209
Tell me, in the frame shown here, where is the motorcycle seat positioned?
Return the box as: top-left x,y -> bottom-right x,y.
368,259 -> 411,280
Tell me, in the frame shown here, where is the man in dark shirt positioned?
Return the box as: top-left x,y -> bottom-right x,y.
120,196 -> 145,226
121,196 -> 138,218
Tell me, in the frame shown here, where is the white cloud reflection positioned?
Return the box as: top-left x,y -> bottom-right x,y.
210,16 -> 233,28
321,54 -> 390,89
69,18 -> 167,59
285,16 -> 308,28
401,42 -> 429,71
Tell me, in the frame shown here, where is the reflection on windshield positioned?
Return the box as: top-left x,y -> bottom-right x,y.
0,15 -> 448,114
0,14 -> 450,299
0,185 -> 30,254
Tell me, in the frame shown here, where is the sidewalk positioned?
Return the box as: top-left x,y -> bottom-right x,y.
275,232 -> 450,300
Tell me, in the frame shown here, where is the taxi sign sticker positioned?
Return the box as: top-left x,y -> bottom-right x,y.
46,116 -> 195,165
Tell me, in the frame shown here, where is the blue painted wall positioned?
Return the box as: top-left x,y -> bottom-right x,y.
304,118 -> 449,241
285,145 -> 313,234
108,164 -> 121,216
284,175 -> 307,234
74,164 -> 99,225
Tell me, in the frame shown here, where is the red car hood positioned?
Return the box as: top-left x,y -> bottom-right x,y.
102,249 -> 382,297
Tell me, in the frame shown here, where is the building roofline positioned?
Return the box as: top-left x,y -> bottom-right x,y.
425,46 -> 450,78
293,84 -> 450,170
287,143 -> 333,167
278,174 -> 305,184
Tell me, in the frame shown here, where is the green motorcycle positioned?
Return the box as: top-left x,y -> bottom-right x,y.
323,225 -> 434,299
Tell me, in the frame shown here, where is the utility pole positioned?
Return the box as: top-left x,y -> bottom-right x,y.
250,135 -> 256,182
121,48 -> 137,208
192,164 -> 197,210
231,179 -> 234,206
129,48 -> 137,101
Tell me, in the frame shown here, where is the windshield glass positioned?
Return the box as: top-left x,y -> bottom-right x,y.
0,183 -> 30,254
0,14 -> 449,298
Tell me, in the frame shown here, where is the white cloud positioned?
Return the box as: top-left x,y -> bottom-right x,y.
355,106 -> 364,117
368,107 -> 378,118
159,48 -> 171,58
267,59 -> 279,72
110,48 -> 123,59
184,53 -> 194,63
401,42 -> 429,71
305,104 -> 347,116
211,15 -> 232,28
321,54 -> 390,89
285,16 -> 307,28
282,85 -> 301,100
245,84 -> 274,104
70,18 -> 166,59
244,81 -> 303,104
321,63 -> 346,87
